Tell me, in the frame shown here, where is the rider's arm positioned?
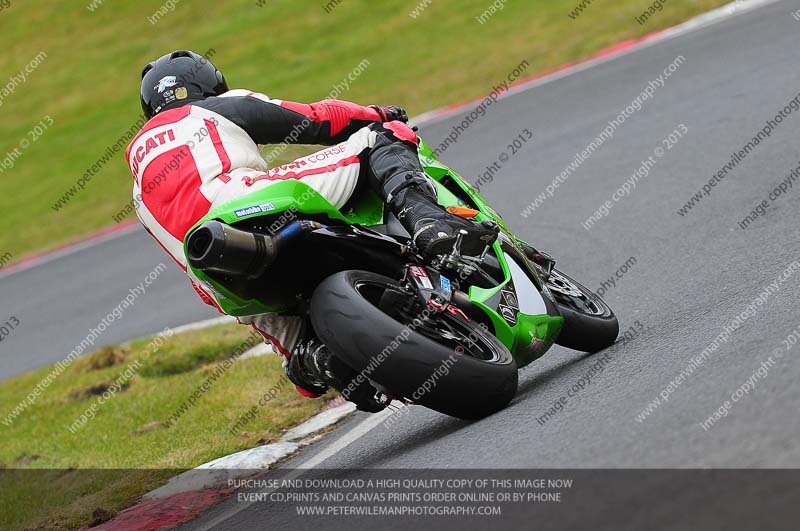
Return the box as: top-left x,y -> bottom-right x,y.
194,93 -> 385,145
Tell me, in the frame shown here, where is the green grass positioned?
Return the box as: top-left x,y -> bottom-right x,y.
0,324 -> 333,530
0,0 -> 731,262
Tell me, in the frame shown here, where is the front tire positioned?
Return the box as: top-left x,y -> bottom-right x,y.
311,270 -> 518,419
546,269 -> 619,352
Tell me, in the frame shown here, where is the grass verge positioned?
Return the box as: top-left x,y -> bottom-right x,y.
0,324 -> 332,531
0,0 -> 732,262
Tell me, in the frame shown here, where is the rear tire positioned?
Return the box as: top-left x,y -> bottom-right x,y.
311,270 -> 518,419
547,269 -> 619,352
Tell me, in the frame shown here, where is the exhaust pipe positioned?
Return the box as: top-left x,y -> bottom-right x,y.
186,221 -> 275,279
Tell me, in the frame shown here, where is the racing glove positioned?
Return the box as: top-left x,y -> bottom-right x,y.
369,105 -> 409,123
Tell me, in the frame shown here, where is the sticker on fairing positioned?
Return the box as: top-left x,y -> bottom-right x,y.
409,266 -> 433,289
233,203 -> 275,218
440,275 -> 451,292
410,266 -> 428,278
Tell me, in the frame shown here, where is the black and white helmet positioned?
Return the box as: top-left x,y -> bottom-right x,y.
140,50 -> 228,119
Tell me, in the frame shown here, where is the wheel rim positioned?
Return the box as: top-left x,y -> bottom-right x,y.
546,270 -> 605,316
353,279 -> 501,362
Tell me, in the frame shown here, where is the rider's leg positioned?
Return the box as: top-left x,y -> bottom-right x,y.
211,129 -> 372,212
238,313 -> 328,398
226,121 -> 497,258
233,257 -> 382,407
284,318 -> 387,411
365,121 -> 498,257
237,313 -> 381,408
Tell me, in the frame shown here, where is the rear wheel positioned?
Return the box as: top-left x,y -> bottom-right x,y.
546,269 -> 618,352
311,270 -> 518,419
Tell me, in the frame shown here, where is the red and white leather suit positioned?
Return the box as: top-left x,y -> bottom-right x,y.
125,89 -> 419,367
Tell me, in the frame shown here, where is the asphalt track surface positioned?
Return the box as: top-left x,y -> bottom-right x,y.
4,1 -> 800,529
0,229 -> 219,379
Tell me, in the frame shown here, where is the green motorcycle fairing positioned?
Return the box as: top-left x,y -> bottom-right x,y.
185,137 -> 562,367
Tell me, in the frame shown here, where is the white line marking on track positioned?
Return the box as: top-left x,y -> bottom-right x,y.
193,407 -> 396,531
294,405 -> 394,469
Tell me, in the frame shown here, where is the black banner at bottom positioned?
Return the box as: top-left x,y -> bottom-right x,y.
2,469 -> 798,530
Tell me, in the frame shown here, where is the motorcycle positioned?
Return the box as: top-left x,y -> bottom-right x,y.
184,137 -> 618,419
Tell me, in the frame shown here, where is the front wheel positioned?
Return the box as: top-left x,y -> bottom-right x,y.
310,270 -> 518,419
546,269 -> 619,352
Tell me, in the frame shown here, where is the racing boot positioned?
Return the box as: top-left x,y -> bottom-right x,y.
389,176 -> 499,258
368,123 -> 499,259
286,329 -> 386,412
285,336 -> 330,397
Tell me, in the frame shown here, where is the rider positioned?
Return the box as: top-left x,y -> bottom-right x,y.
126,50 -> 498,407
